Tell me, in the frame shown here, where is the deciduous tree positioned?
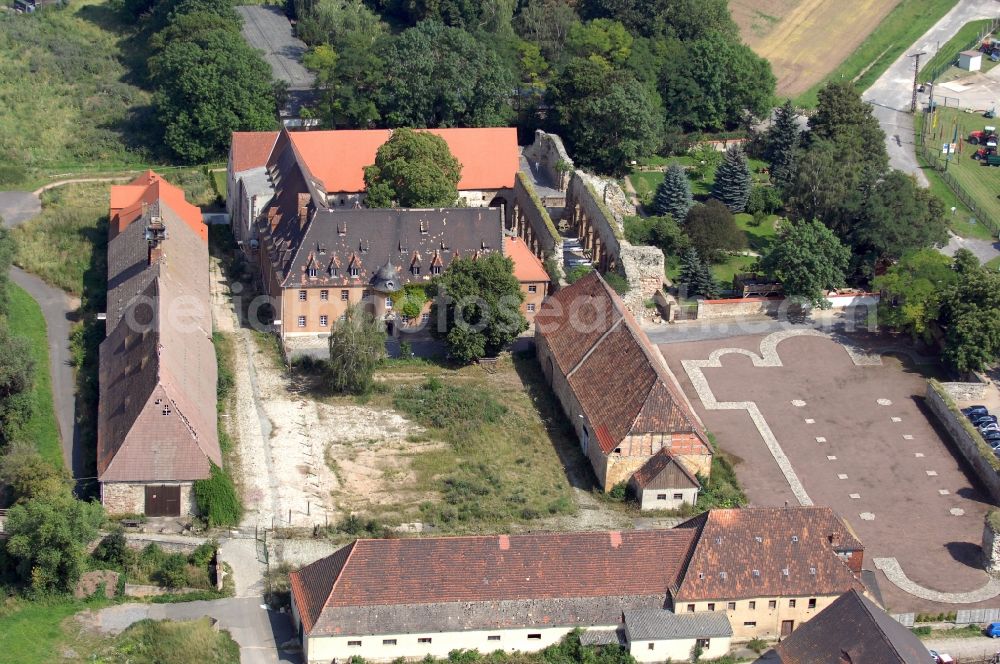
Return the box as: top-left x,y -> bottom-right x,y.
428,253 -> 527,363
327,305 -> 388,394
0,444 -> 69,503
852,170 -> 948,262
652,164 -> 693,220
684,200 -> 746,262
873,249 -> 956,342
759,218 -> 850,308
0,325 -> 34,447
363,128 -> 462,208
940,263 -> 1000,374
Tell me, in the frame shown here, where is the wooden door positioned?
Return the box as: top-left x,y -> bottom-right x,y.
781,620 -> 794,638
145,485 -> 181,517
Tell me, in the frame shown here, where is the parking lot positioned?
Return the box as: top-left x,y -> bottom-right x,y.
660,331 -> 997,613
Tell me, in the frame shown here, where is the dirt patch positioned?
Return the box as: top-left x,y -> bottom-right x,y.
734,0 -> 902,96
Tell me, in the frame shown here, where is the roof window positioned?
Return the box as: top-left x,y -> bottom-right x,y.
781,568 -> 790,577
752,569 -> 760,577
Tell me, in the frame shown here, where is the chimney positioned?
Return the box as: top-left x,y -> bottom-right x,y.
609,531 -> 622,549
297,193 -> 310,228
145,216 -> 167,266
828,532 -> 842,548
498,535 -> 510,551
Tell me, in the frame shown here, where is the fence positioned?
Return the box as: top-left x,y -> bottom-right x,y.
917,142 -> 1000,237
957,608 -> 1000,625
924,17 -> 1000,83
892,612 -> 915,627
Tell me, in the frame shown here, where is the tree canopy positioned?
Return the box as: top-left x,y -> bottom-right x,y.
939,253 -> 1000,374
377,21 -> 516,128
364,128 -> 462,208
712,146 -> 751,212
0,225 -> 13,317
651,164 -> 693,220
873,249 -> 957,342
327,305 -> 388,394
684,199 -> 746,262
428,252 -> 527,363
760,218 -> 850,308
0,324 -> 35,447
765,99 -> 799,186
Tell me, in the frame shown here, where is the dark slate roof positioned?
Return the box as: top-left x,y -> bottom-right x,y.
631,450 -> 701,491
624,609 -> 733,640
673,508 -> 864,602
289,530 -> 699,636
279,207 -> 503,289
535,272 -> 709,455
772,589 -> 929,664
98,193 -> 220,483
580,629 -> 625,646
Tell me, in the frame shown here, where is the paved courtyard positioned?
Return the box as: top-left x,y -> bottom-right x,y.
659,331 -> 998,613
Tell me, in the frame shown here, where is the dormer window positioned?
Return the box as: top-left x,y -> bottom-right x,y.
330,266 -> 339,278
432,265 -> 442,275
412,265 -> 421,276
350,267 -> 360,278
360,239 -> 370,253
420,220 -> 428,234
307,266 -> 317,278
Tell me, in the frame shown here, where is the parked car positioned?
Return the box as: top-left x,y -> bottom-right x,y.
971,413 -> 997,424
929,651 -> 955,664
981,423 -> 1000,434
986,621 -> 1000,637
964,405 -> 989,416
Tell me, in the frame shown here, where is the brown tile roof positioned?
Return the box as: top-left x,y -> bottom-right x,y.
230,131 -> 279,173
535,272 -> 708,455
631,450 -> 701,491
673,507 -> 863,602
772,589 -> 927,664
290,529 -> 699,637
504,236 -> 549,283
98,176 -> 220,483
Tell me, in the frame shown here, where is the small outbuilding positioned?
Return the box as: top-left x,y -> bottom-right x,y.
959,49 -> 983,71
623,610 -> 732,662
629,449 -> 701,511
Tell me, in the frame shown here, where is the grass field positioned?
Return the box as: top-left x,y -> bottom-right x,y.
917,107 -> 1000,241
7,283 -> 62,467
0,597 -> 238,664
794,0 -> 960,106
922,20 -> 995,81
332,354 -> 579,532
986,255 -> 1000,270
629,158 -> 770,209
0,0 -> 156,178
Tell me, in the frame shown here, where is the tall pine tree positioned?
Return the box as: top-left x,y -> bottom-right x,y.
652,164 -> 693,220
678,246 -> 701,296
765,100 -> 799,187
711,145 -> 751,212
694,261 -> 720,299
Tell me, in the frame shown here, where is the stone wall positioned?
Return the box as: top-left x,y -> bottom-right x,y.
696,297 -> 784,320
939,380 -> 989,402
101,482 -> 197,517
511,172 -> 562,260
522,130 -> 573,191
926,381 -> 1000,503
983,511 -> 1000,576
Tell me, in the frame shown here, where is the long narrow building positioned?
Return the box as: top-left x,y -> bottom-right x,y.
98,171 -> 219,517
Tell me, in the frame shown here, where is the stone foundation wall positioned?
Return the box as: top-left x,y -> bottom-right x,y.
926,381 -> 1000,503
101,482 -> 197,516
696,297 -> 784,320
983,512 -> 1000,576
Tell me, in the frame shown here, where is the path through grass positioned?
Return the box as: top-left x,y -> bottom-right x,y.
7,282 -> 62,467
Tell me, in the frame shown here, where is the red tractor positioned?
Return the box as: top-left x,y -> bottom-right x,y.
973,146 -> 997,160
968,126 -> 998,146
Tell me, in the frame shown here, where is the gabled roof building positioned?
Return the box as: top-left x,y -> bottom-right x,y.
534,271 -> 712,494
767,589 -> 927,664
289,507 -> 864,663
98,172 -> 219,517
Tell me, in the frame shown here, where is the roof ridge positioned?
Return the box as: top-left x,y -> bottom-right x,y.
323,539 -> 358,611
849,590 -> 906,664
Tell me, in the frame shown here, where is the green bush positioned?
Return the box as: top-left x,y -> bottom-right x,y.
747,637 -> 768,653
188,541 -> 217,569
603,272 -> 629,295
0,164 -> 26,186
745,185 -> 783,216
155,554 -> 188,589
193,463 -> 243,527
911,626 -> 932,636
393,379 -> 507,436
92,527 -> 134,569
565,264 -> 594,284
607,481 -> 628,502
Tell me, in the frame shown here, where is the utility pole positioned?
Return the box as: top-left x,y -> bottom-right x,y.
909,51 -> 926,113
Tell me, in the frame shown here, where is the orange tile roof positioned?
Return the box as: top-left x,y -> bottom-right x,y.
504,236 -> 549,283
108,171 -> 206,242
286,127 -> 519,193
231,131 -> 279,173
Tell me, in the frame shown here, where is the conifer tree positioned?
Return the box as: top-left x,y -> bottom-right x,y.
652,163 -> 693,220
766,99 -> 799,187
678,246 -> 701,295
712,145 -> 751,212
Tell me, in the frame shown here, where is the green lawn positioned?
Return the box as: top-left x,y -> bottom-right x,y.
922,20 -> 994,82
986,255 -> 1000,271
7,283 -> 62,467
211,169 -> 228,203
795,0 -> 960,107
710,255 -> 758,286
735,213 -> 780,254
0,597 -> 110,663
629,158 -> 770,208
917,107 -> 1000,240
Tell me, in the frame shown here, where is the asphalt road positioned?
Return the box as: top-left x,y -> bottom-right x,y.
1,191 -> 81,478
863,0 -> 1000,185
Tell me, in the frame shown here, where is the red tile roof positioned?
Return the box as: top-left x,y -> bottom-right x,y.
504,236 -> 549,283
536,272 -> 708,455
109,171 -> 206,242
290,529 -> 699,636
673,507 -> 863,602
285,127 -> 519,192
230,131 -> 279,173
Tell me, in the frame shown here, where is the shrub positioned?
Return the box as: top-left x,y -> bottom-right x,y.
92,527 -> 134,569
393,379 -> 507,434
189,541 -> 217,568
565,264 -> 594,284
745,185 -> 783,216
911,626 -> 932,636
0,164 -> 26,186
747,637 -> 768,653
603,272 -> 629,295
193,464 -> 242,527
155,553 -> 188,589
607,481 -> 628,502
